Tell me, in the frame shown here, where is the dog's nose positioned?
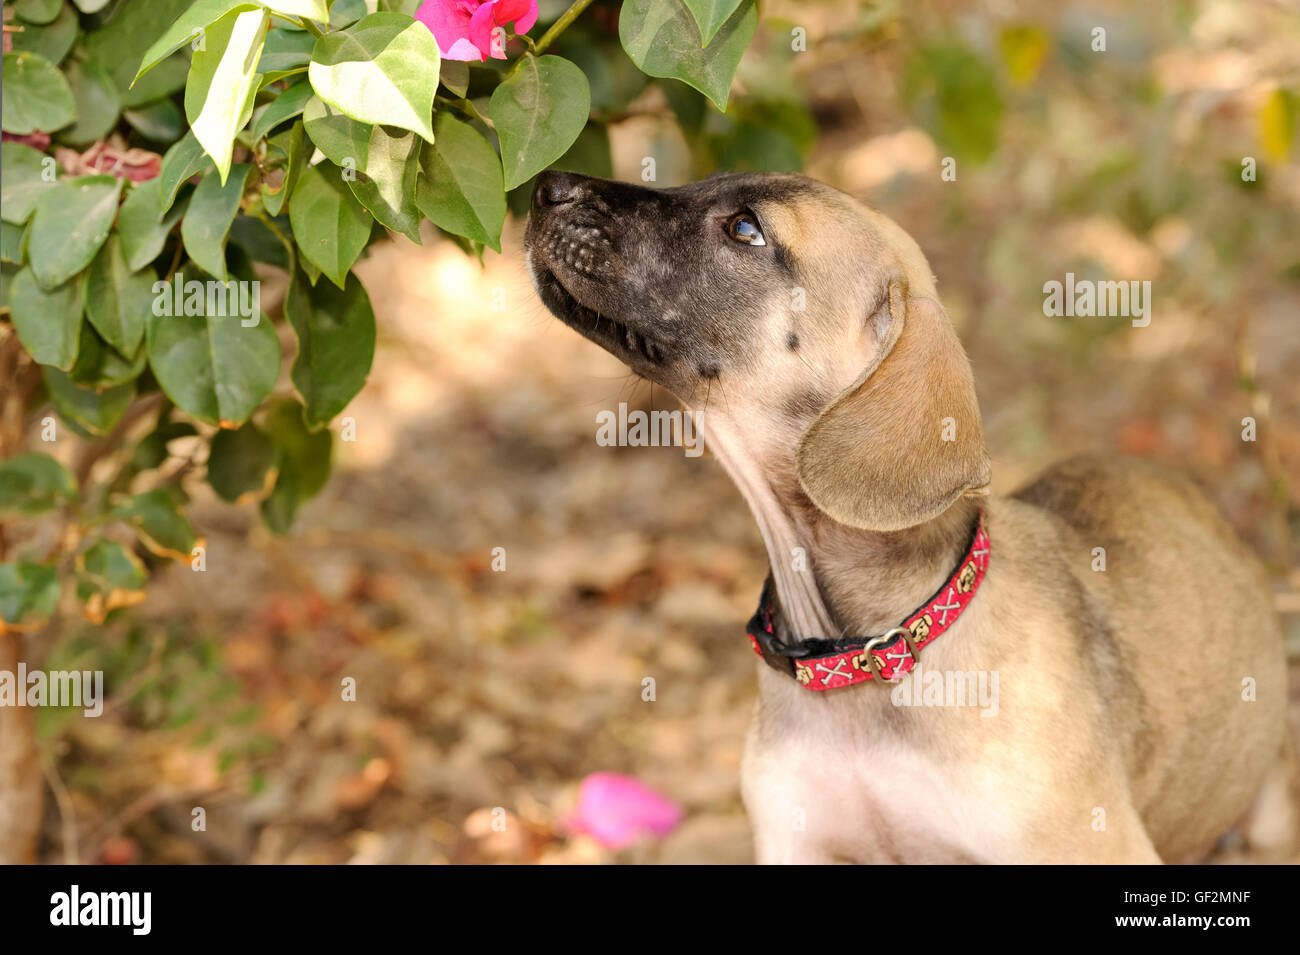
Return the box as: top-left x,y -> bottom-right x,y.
534,171 -> 582,208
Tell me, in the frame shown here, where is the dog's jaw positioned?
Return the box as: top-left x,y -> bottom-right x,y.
524,235 -> 674,375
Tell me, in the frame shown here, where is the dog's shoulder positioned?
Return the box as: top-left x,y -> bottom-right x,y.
1007,452 -> 1229,544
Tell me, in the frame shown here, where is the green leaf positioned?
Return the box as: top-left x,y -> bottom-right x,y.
2,51 -> 77,134
110,489 -> 199,562
490,55 -> 591,191
72,0 -> 113,12
259,66 -> 308,87
84,0 -> 193,92
0,453 -> 76,516
619,0 -> 756,111
285,268 -> 375,427
207,421 -> 278,503
185,7 -> 270,183
288,162 -> 371,289
261,120 -> 306,217
0,143 -> 58,226
181,165 -> 252,282
28,175 -> 123,289
301,96 -> 371,167
683,0 -> 745,46
556,123 -> 614,178
42,365 -> 135,435
15,0 -> 63,26
417,112 -> 505,252
258,26 -> 316,75
159,132 -> 216,216
10,267 -> 84,369
118,179 -> 188,271
9,4 -> 78,65
346,125 -> 421,242
69,322 -> 149,388
61,59 -> 123,147
76,539 -> 148,624
307,11 -> 439,143
260,398 -> 331,533
902,42 -> 1003,165
122,55 -> 191,108
250,79 -> 314,141
0,222 -> 24,265
565,44 -> 649,115
329,0 -> 368,32
134,0 -> 260,84
0,562 -> 60,630
146,283 -> 280,427
123,99 -> 187,144
262,0 -> 329,21
229,214 -> 289,268
439,60 -> 469,98
85,236 -> 155,356
299,253 -> 321,286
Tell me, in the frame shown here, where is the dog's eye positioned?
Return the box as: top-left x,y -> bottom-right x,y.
726,212 -> 765,246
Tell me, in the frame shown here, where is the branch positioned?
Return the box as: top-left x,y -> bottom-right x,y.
257,211 -> 297,273
73,392 -> 166,489
508,0 -> 596,76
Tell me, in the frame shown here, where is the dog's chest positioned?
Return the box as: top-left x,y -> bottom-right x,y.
742,707 -> 1014,864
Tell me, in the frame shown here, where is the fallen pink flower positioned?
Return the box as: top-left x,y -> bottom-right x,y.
416,0 -> 538,62
56,141 -> 162,183
565,772 -> 682,849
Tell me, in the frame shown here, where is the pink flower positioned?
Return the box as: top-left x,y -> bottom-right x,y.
55,142 -> 162,183
564,772 -> 682,850
416,0 -> 539,62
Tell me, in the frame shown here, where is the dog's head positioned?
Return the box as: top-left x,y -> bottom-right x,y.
525,171 -> 989,531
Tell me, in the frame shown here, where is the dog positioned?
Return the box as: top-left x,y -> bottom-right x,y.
524,170 -> 1294,864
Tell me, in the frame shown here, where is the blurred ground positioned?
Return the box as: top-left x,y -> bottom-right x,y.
30,0 -> 1300,863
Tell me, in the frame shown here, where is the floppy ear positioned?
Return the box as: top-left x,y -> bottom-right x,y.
795,279 -> 990,532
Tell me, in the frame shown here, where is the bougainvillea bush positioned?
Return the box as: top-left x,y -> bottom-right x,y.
0,0 -> 788,632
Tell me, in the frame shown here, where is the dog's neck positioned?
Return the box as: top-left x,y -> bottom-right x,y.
700,410 -> 977,640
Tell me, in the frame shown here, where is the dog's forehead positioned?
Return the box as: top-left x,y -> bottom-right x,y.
668,172 -> 854,216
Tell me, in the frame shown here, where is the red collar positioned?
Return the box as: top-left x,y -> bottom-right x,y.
746,512 -> 989,691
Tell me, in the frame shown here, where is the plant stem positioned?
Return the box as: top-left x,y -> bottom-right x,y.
298,16 -> 325,38
507,0 -> 596,76
258,211 -> 297,272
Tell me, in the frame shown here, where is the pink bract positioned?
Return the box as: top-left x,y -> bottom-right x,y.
415,0 -> 539,62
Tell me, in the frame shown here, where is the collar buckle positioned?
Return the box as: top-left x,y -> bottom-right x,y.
860,627 -> 920,683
